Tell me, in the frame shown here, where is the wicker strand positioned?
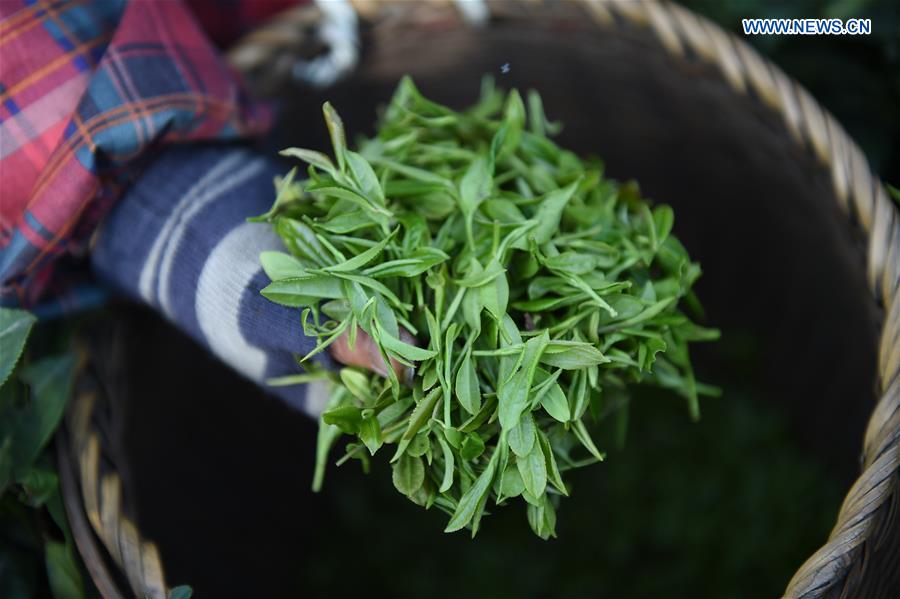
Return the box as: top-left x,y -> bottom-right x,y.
60,378 -> 171,598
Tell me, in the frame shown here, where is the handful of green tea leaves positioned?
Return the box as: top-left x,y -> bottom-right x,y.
255,77 -> 717,539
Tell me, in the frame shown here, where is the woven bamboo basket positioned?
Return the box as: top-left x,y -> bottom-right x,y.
58,1 -> 899,597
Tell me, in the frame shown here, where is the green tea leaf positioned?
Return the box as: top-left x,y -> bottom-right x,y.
541,341 -> 609,369
654,204 -> 674,246
392,453 -> 425,497
573,419 -> 605,462
260,251 -> 308,281
517,441 -> 547,499
455,350 -> 481,415
407,431 -> 431,457
322,405 -> 363,434
481,260 -> 509,322
340,369 -> 371,403
359,416 -> 383,455
313,414 -> 342,492
324,229 -> 396,272
537,430 -> 568,495
498,331 -> 549,430
508,413 -> 536,458
496,89 -> 525,160
526,493 -> 557,540
531,181 -> 577,244
459,156 -> 493,215
376,323 -> 437,362
323,102 -> 348,172
169,587 -> 194,599
500,466 -> 525,499
437,435 -> 455,492
456,259 -> 504,288
392,387 -> 441,461
280,147 -> 337,175
539,381 -> 571,422
346,150 -> 385,204
460,433 -> 485,461
444,452 -> 498,533
261,276 -> 343,304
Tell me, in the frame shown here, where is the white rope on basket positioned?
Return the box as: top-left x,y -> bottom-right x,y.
454,0 -> 490,26
292,0 -> 360,88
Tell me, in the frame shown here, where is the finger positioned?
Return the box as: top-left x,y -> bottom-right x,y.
330,326 -> 416,383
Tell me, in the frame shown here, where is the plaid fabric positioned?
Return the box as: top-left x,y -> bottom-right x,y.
0,0 -> 281,306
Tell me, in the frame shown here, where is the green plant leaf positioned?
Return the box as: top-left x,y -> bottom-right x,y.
480,261 -> 509,322
324,229 -> 396,273
376,323 -> 437,362
537,430 -> 568,495
539,381 -> 571,423
44,541 -> 83,599
541,341 -> 609,369
261,276 -> 343,304
507,413 -> 536,458
15,356 -> 75,467
460,433 -> 485,461
526,493 -> 557,540
531,181 -> 577,244
346,150 -> 385,204
16,466 -> 58,507
517,441 -> 547,500
437,435 -> 455,492
313,412 -> 342,492
392,453 -> 425,497
499,465 -> 525,499
573,419 -> 605,462
458,156 -> 493,215
498,331 -> 549,430
359,416 -> 383,455
323,102 -> 348,172
280,147 -> 337,175
260,251 -> 309,281
169,587 -> 194,599
444,452 -> 498,533
454,350 -> 481,415
322,405 -> 363,434
496,88 -> 525,160
0,308 -> 36,387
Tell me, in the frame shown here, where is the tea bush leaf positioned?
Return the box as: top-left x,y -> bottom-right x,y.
392,453 -> 424,497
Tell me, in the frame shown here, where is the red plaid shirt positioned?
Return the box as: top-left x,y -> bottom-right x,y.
0,0 -> 297,305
